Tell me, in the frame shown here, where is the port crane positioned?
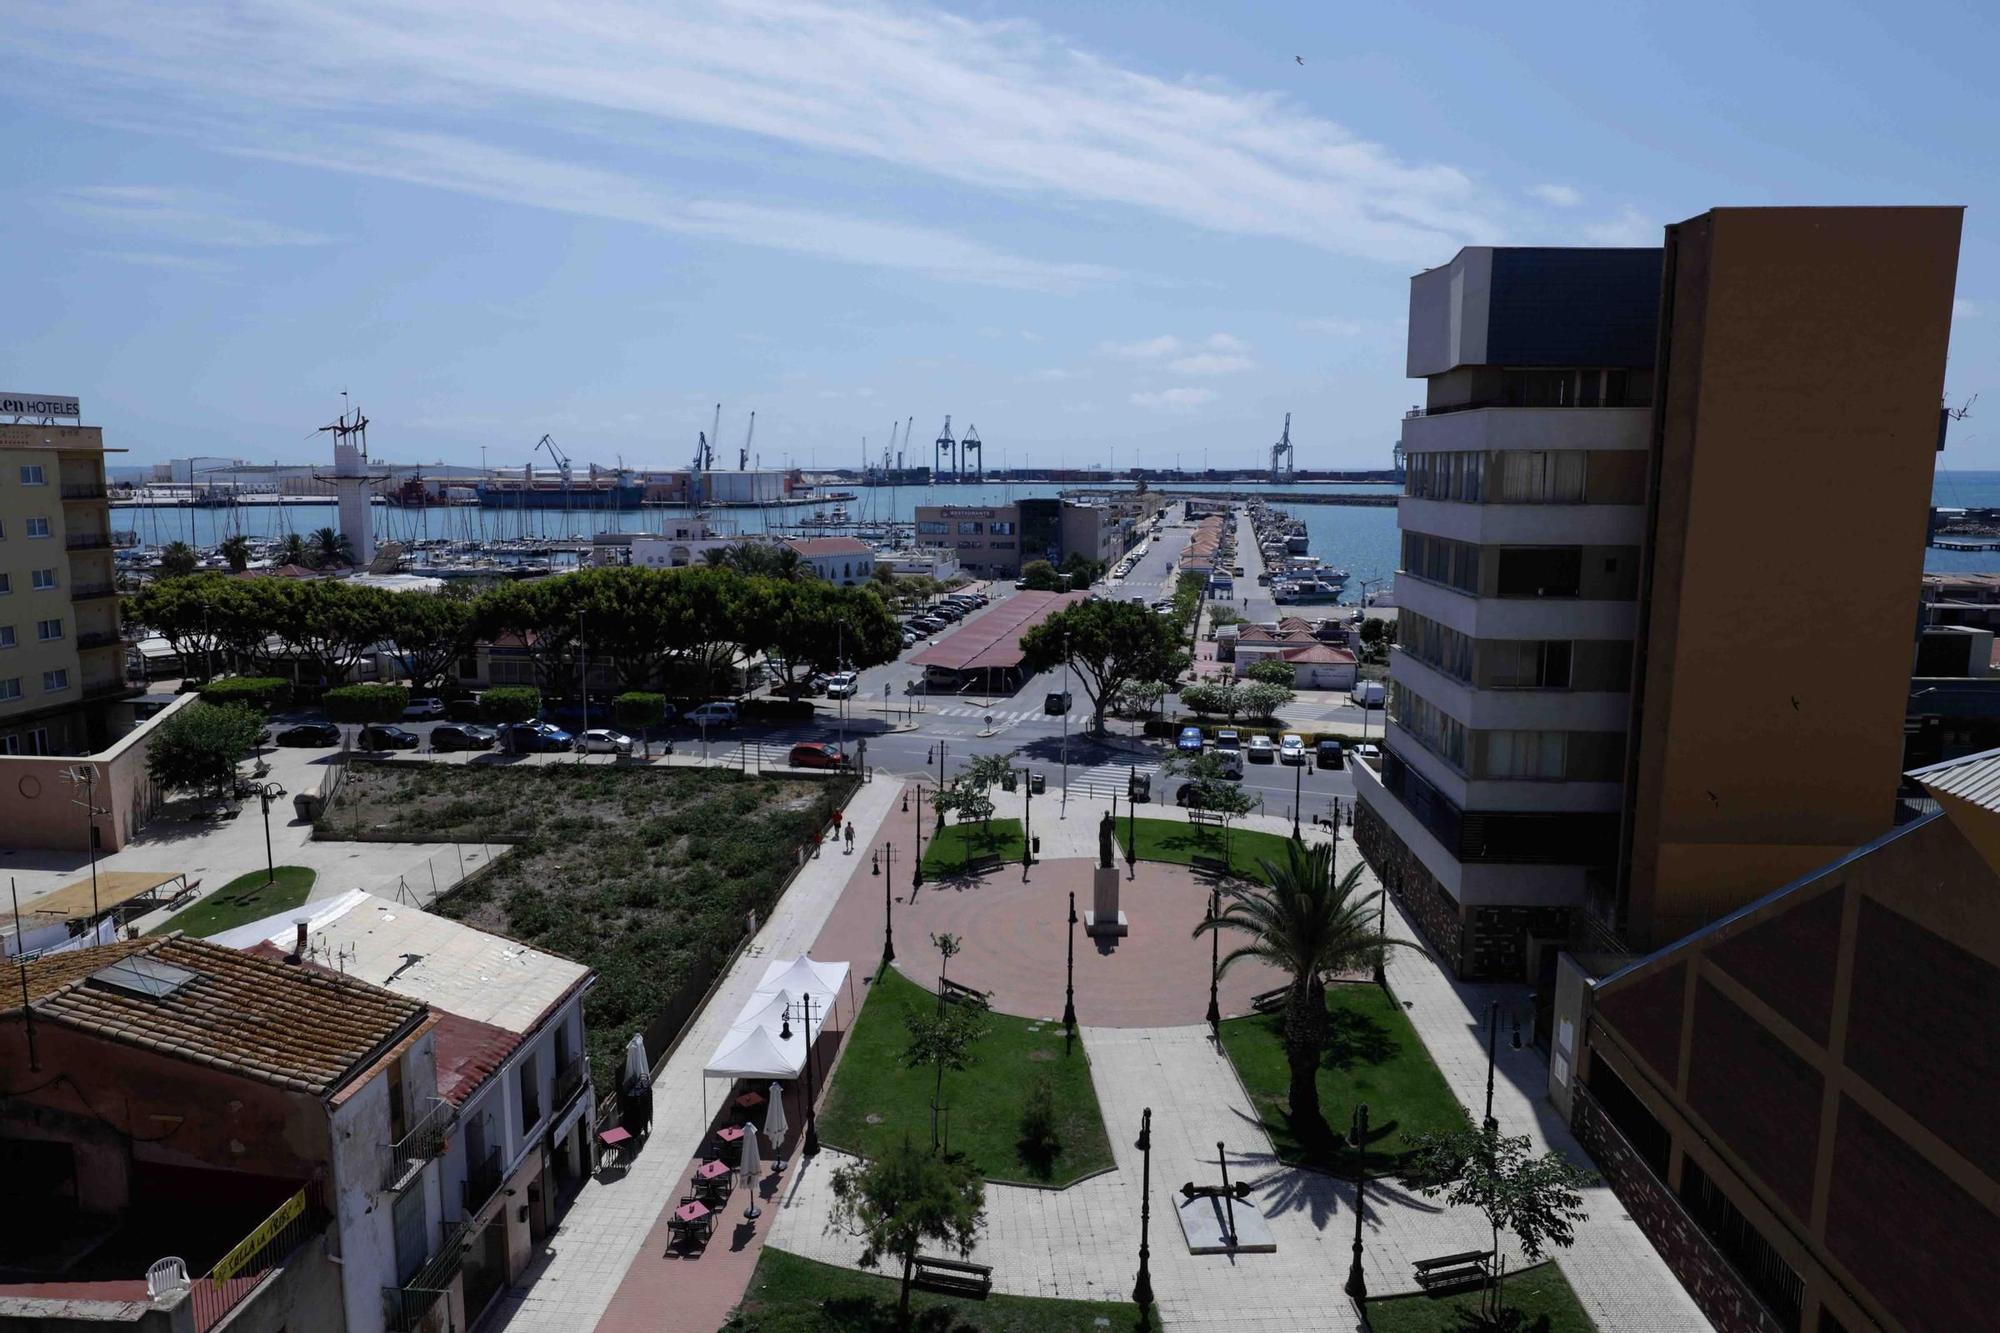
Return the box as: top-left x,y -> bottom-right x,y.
1270,412 -> 1296,484
960,424 -> 983,482
934,415 -> 957,481
738,411 -> 756,470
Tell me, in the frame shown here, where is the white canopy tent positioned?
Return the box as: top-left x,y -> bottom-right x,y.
699,956 -> 855,1123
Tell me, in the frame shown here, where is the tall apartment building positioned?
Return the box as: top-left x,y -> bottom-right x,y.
1355,208 -> 1963,979
0,423 -> 129,755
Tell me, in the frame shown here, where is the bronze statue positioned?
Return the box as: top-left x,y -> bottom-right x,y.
1099,810 -> 1116,869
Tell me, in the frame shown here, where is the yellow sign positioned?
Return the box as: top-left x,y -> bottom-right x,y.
210,1189 -> 307,1284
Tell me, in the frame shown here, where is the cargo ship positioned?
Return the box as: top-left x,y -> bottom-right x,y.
476,476 -> 647,510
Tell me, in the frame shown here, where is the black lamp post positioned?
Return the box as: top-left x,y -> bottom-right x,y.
1291,756 -> 1302,841
1204,883 -> 1222,1034
1062,891 -> 1078,1036
1373,883 -> 1387,987
1134,1107 -> 1155,1317
912,783 -> 925,889
1483,1000 -> 1500,1132
1125,767 -> 1138,879
257,781 -> 288,885
1021,766 -> 1034,882
787,994 -> 820,1155
1344,1101 -> 1371,1301
881,844 -> 897,972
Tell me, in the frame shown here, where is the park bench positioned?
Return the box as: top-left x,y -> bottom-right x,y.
1412,1249 -> 1490,1292
1250,985 -> 1288,1014
910,1254 -> 993,1299
940,977 -> 991,1010
1191,853 -> 1231,877
961,853 -> 1003,878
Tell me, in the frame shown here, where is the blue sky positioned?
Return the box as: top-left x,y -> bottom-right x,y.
2,0 -> 1993,470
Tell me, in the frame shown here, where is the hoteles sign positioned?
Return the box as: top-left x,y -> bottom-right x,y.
2,392 -> 82,419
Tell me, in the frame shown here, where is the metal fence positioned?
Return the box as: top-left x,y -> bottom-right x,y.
188,1184 -> 325,1333
366,841 -> 508,910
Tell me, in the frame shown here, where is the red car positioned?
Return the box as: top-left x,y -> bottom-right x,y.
788,742 -> 848,769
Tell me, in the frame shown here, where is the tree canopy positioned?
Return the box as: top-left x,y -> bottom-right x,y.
1019,599 -> 1179,733
1402,1127 -> 1595,1317
146,702 -> 262,800
828,1136 -> 987,1328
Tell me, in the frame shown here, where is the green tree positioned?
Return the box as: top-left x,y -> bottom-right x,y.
1019,599 -> 1178,734
1193,840 -> 1400,1142
959,753 -> 1014,830
1059,550 -> 1104,586
904,1004 -> 989,1153
1246,658 -> 1296,686
146,702 -> 263,802
310,526 -> 356,569
266,579 -> 389,686
323,683 -> 410,748
1165,750 -> 1257,822
1358,617 -> 1387,646
612,691 -> 667,757
158,541 -> 199,578
384,590 -> 476,693
1179,679 -> 1241,719
480,685 -> 541,750
929,776 -> 994,830
1113,678 -> 1168,719
217,534 -> 253,574
760,580 -> 901,699
1018,559 -> 1064,592
827,1136 -> 986,1329
278,532 -> 309,568
1402,1127 -> 1595,1319
125,574 -> 230,678
1240,680 -> 1295,720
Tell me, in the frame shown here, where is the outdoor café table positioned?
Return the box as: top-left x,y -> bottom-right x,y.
715,1124 -> 746,1164
672,1200 -> 711,1244
695,1159 -> 733,1198
734,1091 -> 765,1112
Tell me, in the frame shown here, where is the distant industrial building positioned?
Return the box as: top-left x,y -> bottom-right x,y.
913,492 -> 1162,579
1356,207 -> 1964,978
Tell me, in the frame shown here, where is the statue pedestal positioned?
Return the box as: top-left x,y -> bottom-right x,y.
1085,865 -> 1127,937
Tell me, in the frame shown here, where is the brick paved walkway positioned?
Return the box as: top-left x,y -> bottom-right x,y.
811,851 -> 1287,1026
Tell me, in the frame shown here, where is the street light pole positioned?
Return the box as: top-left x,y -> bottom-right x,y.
913,783 -> 925,889
257,782 -> 288,885
1126,768 -> 1138,880
881,844 -> 896,972
1291,754 -> 1303,841
1021,767 -> 1034,882
1483,1000 -> 1500,1132
1062,891 -> 1077,1036
1060,631 -> 1071,816
1134,1107 -> 1155,1318
1345,1102 -> 1371,1300
798,994 -> 821,1156
1205,883 -> 1222,1034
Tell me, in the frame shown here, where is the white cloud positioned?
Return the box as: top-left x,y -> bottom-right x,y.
1955,298 -> 1979,320
1530,183 -> 1583,208
1167,352 -> 1253,375
1298,316 -> 1365,337
1130,387 -> 1215,412
1577,206 -> 1659,247
56,185 -> 333,248
1026,367 -> 1086,382
1101,335 -> 1184,359
1203,332 -> 1249,353
13,0 -> 1502,270
91,249 -> 233,274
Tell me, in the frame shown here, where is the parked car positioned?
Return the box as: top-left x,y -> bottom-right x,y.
1215,728 -> 1241,754
1128,770 -> 1152,801
1216,749 -> 1244,779
574,728 -> 631,754
686,701 -> 739,728
1279,734 -> 1306,765
826,673 -> 859,700
1046,691 -> 1072,715
503,722 -> 574,752
402,697 -> 446,721
359,723 -> 421,750
902,631 -> 918,648
1247,735 -> 1276,763
275,722 -> 341,747
1176,726 -> 1204,754
1352,681 -> 1386,709
1316,739 -> 1345,769
788,742 -> 848,769
444,694 -> 486,722
1353,743 -> 1382,764
431,723 -> 499,752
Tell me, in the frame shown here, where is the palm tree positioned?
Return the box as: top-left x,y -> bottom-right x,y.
279,532 -> 309,568
158,541 -> 198,577
310,526 -> 355,569
218,534 -> 252,574
1193,839 -> 1400,1139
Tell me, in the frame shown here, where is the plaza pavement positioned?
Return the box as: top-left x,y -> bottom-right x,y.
761,798 -> 1711,1331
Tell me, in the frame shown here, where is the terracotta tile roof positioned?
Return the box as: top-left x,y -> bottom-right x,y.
1281,644 -> 1358,665
1237,626 -> 1318,644
18,936 -> 427,1096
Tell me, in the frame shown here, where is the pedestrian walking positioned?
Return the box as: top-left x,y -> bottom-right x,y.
844,822 -> 855,854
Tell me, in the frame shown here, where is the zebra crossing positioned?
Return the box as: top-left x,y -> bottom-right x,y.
930,704 -> 1089,730
1068,758 -> 1165,800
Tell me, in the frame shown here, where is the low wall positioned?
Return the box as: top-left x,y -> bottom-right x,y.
0,695 -> 192,854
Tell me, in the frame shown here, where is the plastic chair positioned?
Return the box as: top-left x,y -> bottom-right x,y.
147,1257 -> 190,1303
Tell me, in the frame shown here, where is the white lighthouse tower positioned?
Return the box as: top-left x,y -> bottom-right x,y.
317,401 -> 386,568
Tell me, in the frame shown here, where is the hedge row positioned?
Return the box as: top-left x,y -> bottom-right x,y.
195,676 -> 292,710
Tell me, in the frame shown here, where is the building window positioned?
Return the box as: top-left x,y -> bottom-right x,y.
1495,547 -> 1581,598
0,735 -> 17,755
25,517 -> 51,539
520,1049 -> 541,1128
0,678 -> 19,701
37,618 -> 62,641
1388,682 -> 1467,769
917,521 -> 948,535
31,568 -> 56,591
958,521 -> 984,535
28,727 -> 49,755
20,464 -> 47,485
990,521 -> 1015,535
1479,730 -> 1567,779
1492,451 -> 1588,503
1401,532 -> 1480,594
42,669 -> 69,692
0,626 -> 12,649
1483,639 -> 1572,689
1398,611 -> 1473,682
0,574 -> 9,594
391,1183 -> 429,1287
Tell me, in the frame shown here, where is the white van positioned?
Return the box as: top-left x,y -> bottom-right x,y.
1351,680 -> 1386,709
687,701 -> 739,727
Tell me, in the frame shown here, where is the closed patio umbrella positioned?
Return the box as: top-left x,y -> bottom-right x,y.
765,1081 -> 790,1172
741,1117 -> 764,1220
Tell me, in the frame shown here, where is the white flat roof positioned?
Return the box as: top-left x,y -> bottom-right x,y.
214,890 -> 589,1035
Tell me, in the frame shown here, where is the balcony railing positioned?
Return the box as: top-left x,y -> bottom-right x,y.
82,675 -> 134,700
66,532 -> 113,550
384,1097 -> 458,1192
188,1183 -> 326,1333
70,581 -> 119,601
383,1223 -> 468,1333
76,631 -> 122,651
461,1146 -> 503,1217
552,1056 -> 588,1117
62,483 -> 108,501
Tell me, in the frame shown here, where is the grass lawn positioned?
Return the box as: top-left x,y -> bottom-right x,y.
1366,1261 -> 1595,1333
726,1248 -> 1154,1332
819,968 -> 1112,1185
327,762 -> 852,1091
146,866 -> 315,938
922,818 -> 1026,877
1115,816 -> 1298,882
1219,980 -> 1466,1176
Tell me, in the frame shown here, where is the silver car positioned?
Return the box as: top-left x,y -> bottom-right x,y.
578,728 -> 634,754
